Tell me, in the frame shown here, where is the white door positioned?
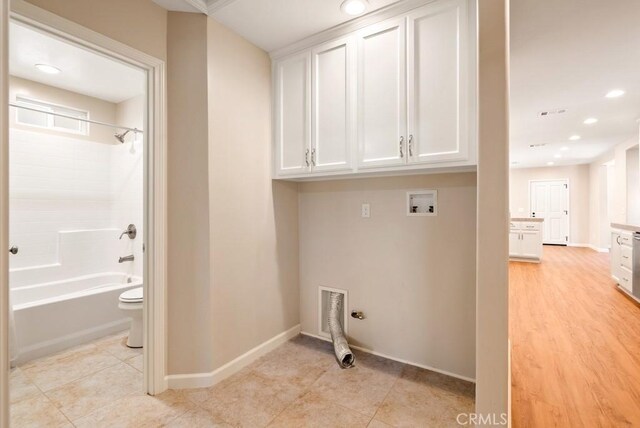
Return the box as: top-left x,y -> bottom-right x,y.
407,0 -> 469,164
311,37 -> 354,172
275,51 -> 311,176
357,18 -> 407,169
530,180 -> 569,245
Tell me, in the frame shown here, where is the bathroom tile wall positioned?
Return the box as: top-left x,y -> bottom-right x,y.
9,99 -> 144,286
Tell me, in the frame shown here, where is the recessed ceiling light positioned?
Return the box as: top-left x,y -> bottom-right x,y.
605,89 -> 625,98
35,64 -> 61,74
560,146 -> 569,151
569,135 -> 581,141
341,0 -> 367,16
583,118 -> 598,125
547,161 -> 555,166
554,154 -> 562,159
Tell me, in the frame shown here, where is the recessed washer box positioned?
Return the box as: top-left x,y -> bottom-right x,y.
318,286 -> 348,339
407,190 -> 438,216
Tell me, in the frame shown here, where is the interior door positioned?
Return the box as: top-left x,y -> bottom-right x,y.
530,180 -> 569,245
311,37 -> 354,172
357,17 -> 406,169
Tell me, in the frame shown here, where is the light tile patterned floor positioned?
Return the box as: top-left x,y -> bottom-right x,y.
10,333 -> 474,427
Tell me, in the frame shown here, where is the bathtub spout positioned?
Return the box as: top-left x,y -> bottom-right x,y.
119,255 -> 135,263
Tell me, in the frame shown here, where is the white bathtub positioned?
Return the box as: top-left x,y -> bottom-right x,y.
12,272 -> 142,363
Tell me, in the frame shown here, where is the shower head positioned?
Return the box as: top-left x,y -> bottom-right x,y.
114,129 -> 131,143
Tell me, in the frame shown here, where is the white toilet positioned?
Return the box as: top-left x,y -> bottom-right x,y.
118,287 -> 143,348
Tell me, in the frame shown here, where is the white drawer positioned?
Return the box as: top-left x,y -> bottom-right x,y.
621,245 -> 633,270
521,222 -> 541,231
510,222 -> 521,230
620,266 -> 633,292
620,232 -> 633,246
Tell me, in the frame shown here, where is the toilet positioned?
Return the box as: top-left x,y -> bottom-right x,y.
118,287 -> 143,348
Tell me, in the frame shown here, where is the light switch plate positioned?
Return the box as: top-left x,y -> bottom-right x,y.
361,203 -> 370,218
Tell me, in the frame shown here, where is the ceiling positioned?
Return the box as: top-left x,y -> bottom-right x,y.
9,22 -> 145,104
510,0 -> 640,168
155,0 -> 400,52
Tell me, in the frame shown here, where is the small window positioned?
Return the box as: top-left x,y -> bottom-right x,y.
15,96 -> 89,135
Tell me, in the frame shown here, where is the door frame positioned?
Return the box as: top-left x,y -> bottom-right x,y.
1,2 -> 168,421
528,178 -> 570,245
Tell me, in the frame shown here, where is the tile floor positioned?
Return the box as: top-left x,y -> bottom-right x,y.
10,333 -> 474,427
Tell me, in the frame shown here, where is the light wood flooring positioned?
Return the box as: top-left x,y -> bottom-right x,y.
510,245 -> 640,427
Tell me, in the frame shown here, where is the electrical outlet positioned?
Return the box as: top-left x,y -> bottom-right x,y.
361,203 -> 370,218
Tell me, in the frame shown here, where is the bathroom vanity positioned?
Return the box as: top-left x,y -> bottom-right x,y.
509,218 -> 544,263
611,223 -> 640,302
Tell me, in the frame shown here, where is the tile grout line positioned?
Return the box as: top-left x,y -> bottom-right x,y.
368,365 -> 404,427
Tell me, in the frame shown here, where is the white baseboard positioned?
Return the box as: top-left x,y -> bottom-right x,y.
166,324 -> 301,389
300,331 -> 476,383
568,243 -> 609,253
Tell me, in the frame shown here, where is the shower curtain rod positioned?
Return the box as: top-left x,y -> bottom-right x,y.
8,102 -> 143,134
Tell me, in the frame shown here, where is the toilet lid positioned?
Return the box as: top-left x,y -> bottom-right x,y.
119,287 -> 143,303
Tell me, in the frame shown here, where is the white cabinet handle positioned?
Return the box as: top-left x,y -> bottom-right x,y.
399,136 -> 405,158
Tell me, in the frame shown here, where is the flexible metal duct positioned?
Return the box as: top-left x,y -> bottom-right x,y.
328,292 -> 355,368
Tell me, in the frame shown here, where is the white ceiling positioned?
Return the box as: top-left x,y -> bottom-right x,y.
9,22 -> 145,104
510,0 -> 640,169
209,0 -> 399,52
154,0 -> 401,52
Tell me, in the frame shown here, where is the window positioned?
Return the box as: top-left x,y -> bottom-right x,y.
15,96 -> 89,135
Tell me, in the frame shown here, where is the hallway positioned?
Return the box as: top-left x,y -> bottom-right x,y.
510,246 -> 640,426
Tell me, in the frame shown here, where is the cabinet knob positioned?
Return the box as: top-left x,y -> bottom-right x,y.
9,246 -> 18,255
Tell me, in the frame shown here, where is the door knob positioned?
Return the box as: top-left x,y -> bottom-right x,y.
9,246 -> 18,255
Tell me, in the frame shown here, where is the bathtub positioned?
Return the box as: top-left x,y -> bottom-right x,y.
12,272 -> 142,364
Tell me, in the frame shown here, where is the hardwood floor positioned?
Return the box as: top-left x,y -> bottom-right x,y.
510,245 -> 640,427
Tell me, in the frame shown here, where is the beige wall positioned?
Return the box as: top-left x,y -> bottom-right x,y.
166,12 -> 213,375
299,174 -> 476,379
207,19 -> 300,370
509,165 -> 590,245
24,0 -> 167,61
9,76 -> 117,144
476,0 -> 509,422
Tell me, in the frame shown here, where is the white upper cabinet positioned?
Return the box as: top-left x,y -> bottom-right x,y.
407,0 -> 469,164
272,0 -> 476,180
275,51 -> 311,176
311,37 -> 355,172
357,18 -> 407,169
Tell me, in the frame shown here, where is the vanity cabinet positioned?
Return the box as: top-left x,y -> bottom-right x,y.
611,229 -> 634,294
273,0 -> 475,180
509,221 -> 543,262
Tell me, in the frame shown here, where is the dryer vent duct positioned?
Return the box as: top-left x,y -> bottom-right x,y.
328,292 -> 355,368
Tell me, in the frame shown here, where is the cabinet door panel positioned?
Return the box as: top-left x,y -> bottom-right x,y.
408,0 -> 469,164
275,52 -> 311,175
312,38 -> 354,172
357,18 -> 406,169
520,231 -> 541,259
509,231 -> 521,257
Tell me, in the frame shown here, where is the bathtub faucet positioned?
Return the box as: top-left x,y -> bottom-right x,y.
119,255 -> 135,263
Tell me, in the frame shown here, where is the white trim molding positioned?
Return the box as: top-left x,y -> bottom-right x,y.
567,243 -> 609,253
0,0 -> 10,425
167,325 -> 301,389
208,0 -> 238,14
7,0 -> 168,396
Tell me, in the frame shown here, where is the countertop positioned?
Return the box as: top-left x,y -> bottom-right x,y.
511,217 -> 544,222
611,223 -> 640,232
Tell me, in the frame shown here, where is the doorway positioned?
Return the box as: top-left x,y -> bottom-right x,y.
529,179 -> 569,245
1,2 -> 168,424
